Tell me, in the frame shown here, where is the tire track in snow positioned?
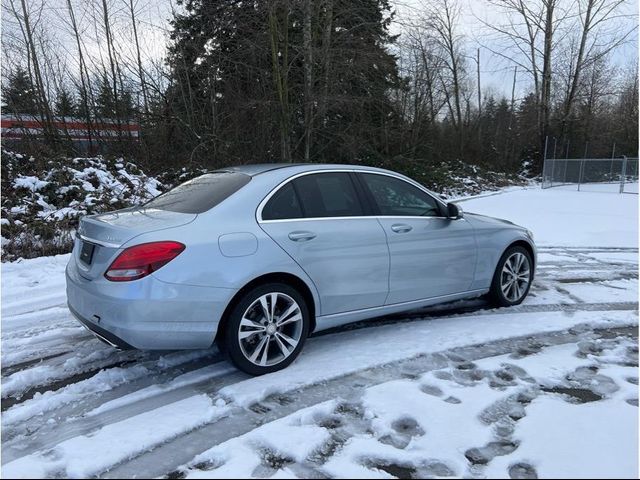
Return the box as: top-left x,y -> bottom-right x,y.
103,325 -> 637,479
2,395 -> 231,479
1,350 -> 225,441
3,298 -> 635,403
1,362 -> 240,465
3,311 -> 637,475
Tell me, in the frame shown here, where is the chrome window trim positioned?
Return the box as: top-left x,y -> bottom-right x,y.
256,169 -> 449,223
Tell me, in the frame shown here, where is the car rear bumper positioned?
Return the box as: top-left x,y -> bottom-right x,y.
69,303 -> 135,349
66,255 -> 235,350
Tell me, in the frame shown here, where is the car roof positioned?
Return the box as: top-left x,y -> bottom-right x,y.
221,163 -> 304,176
220,163 -> 391,176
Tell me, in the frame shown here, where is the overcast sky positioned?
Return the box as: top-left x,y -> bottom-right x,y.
2,0 -> 638,102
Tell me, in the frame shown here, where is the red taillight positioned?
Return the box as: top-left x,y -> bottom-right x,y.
105,241 -> 185,282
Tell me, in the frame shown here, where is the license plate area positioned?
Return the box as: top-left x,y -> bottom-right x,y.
80,241 -> 96,265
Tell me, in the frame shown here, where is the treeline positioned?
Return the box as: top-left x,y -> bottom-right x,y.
2,0 -> 638,175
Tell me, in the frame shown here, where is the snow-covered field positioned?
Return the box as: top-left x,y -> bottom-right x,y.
457,183 -> 639,248
1,186 -> 638,479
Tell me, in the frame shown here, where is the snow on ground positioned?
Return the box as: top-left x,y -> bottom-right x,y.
1,185 -> 638,478
459,184 -> 639,248
173,334 -> 637,479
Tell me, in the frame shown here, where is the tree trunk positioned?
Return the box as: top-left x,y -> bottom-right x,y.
560,0 -> 594,138
128,0 -> 149,116
318,0 -> 333,126
66,0 -> 93,150
269,1 -> 291,162
18,0 -> 56,146
302,0 -> 313,161
539,0 -> 555,169
101,0 -> 122,136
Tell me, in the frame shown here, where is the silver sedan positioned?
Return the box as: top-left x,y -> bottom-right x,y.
66,164 -> 536,375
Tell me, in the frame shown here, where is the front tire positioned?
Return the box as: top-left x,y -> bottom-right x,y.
222,283 -> 310,375
489,246 -> 533,307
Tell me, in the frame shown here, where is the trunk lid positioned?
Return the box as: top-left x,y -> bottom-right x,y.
75,207 -> 196,280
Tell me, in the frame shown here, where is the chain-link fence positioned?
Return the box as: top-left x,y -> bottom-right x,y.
542,157 -> 639,194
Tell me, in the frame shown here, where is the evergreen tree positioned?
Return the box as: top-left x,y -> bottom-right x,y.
516,93 -> 540,161
94,75 -> 136,121
164,0 -> 401,166
75,86 -> 93,120
95,76 -> 117,119
3,67 -> 39,115
55,88 -> 76,117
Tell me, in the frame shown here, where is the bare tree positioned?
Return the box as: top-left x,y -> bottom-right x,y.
65,0 -> 93,145
7,0 -> 56,142
126,0 -> 149,116
559,0 -> 635,136
399,25 -> 448,153
481,0 -> 562,165
421,0 -> 466,131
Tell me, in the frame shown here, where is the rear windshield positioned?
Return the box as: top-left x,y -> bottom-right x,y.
143,172 -> 251,214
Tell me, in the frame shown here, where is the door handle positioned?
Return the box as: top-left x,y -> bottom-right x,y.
288,231 -> 317,242
390,223 -> 413,233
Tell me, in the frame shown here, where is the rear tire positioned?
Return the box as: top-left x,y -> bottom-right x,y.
489,246 -> 533,307
222,283 -> 310,376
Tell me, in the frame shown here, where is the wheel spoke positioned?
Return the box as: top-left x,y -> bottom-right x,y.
241,317 -> 266,330
274,334 -> 291,358
259,338 -> 271,366
276,331 -> 298,349
277,313 -> 302,328
248,335 -> 269,363
269,293 -> 278,322
277,303 -> 300,325
258,296 -> 271,322
501,279 -> 512,294
514,253 -> 523,272
239,329 -> 264,340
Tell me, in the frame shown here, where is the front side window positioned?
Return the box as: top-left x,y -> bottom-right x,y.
144,172 -> 251,214
293,172 -> 364,218
360,173 -> 441,217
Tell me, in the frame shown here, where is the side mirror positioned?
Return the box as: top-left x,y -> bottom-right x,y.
447,202 -> 463,219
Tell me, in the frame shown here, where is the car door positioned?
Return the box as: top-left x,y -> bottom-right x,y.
356,172 -> 477,305
258,171 -> 390,316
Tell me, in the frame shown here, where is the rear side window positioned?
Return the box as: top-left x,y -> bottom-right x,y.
294,172 -> 363,218
144,172 -> 250,214
262,182 -> 303,220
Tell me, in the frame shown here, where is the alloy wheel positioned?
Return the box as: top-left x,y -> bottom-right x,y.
500,252 -> 531,302
238,292 -> 304,367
